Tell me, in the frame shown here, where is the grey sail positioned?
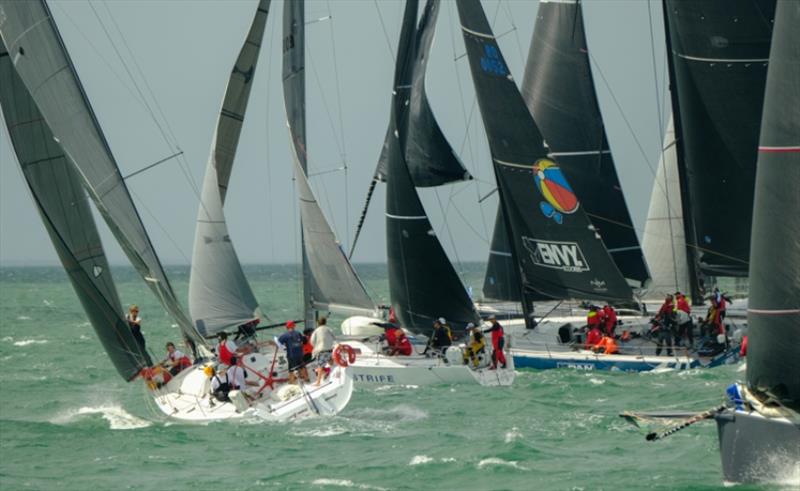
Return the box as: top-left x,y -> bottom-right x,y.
189,0 -> 270,337
0,0 -> 201,344
282,0 -> 376,316
642,117 -> 690,299
715,2 -> 800,484
456,0 -> 633,308
0,39 -> 148,380
375,0 -> 471,187
745,0 -> 800,409
520,0 -> 649,288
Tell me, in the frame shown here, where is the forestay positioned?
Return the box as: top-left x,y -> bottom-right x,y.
282,0 -> 376,317
457,0 -> 633,306
663,0 -> 775,277
0,0 -> 201,344
746,0 -> 800,410
520,0 -> 649,288
386,0 -> 480,332
0,39 -> 148,380
375,0 -> 471,187
189,0 -> 270,336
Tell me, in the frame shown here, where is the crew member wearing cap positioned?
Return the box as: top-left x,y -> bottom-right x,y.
390,329 -> 413,356
426,317 -> 452,355
278,320 -> 309,383
482,315 -> 507,369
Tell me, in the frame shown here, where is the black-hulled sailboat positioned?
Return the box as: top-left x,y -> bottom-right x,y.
714,0 -> 800,482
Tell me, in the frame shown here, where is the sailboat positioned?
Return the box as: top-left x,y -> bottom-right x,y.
0,0 -> 353,422
713,0 -> 799,482
339,0 -> 514,387
153,0 -> 354,421
454,0 -> 718,372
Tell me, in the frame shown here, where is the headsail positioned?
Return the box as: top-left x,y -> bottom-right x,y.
386,0 -> 479,331
189,0 -> 270,337
0,39 -> 148,380
282,0 -> 377,317
520,0 -> 649,288
663,0 -> 775,278
746,0 -> 800,410
642,117 -> 691,298
457,0 -> 633,306
0,0 -> 201,343
375,0 -> 471,187
483,207 -> 521,302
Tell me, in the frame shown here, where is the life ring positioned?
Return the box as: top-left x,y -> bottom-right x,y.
333,344 -> 356,367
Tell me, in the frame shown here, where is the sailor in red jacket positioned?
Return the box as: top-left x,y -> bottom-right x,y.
482,315 -> 507,369
602,304 -> 618,336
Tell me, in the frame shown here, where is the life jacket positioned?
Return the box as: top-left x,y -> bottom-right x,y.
302,337 -> 313,355
587,310 -> 601,327
169,351 -> 192,370
585,327 -> 603,349
396,336 -> 412,356
385,328 -> 398,347
218,341 -> 234,365
596,336 -> 619,355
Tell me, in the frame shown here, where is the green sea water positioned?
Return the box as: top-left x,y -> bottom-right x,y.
0,265 -> 773,490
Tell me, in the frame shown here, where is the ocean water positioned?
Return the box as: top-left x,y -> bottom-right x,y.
0,265 -> 778,490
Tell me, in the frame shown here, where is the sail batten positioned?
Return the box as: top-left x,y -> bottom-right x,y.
458,0 -> 633,306
188,0 -> 270,337
0,0 -> 200,343
0,38 -> 148,380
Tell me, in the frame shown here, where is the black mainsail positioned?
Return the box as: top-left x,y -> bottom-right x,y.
189,0 -> 270,337
663,0 -> 775,282
282,1 -> 377,319
0,39 -> 148,380
483,207 -> 522,302
457,0 -> 633,316
386,0 -> 479,332
520,0 -> 649,288
375,0 -> 471,187
0,0 -> 202,344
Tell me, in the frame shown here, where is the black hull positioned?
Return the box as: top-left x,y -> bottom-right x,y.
715,409 -> 800,484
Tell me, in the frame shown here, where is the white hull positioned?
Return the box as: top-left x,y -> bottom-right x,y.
150,351 -> 353,423
343,340 -> 515,387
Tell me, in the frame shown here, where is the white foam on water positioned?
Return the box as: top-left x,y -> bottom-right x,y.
311,478 -> 388,490
504,427 -> 523,443
440,457 -> 457,463
16,315 -> 31,320
350,404 -> 428,422
588,378 -> 605,385
477,457 -> 529,470
2,336 -> 13,342
42,299 -> 53,307
409,455 -> 433,465
51,405 -> 151,430
79,335 -> 90,341
13,339 -> 48,347
373,384 -> 419,392
294,426 -> 347,438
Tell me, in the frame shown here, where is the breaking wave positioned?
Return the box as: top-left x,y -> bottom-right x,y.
51,405 -> 151,430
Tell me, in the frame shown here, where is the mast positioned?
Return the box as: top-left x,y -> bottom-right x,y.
660,0 -> 703,304
282,0 -> 377,319
282,0 -> 313,326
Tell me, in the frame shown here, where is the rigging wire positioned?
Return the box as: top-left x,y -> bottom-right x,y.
372,0 -> 397,63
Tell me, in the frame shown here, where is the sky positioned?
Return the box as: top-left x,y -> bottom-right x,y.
0,0 -> 671,267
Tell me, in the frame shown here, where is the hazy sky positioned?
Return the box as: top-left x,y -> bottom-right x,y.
0,0 -> 670,266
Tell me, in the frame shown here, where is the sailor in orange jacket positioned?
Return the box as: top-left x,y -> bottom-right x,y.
593,334 -> 619,355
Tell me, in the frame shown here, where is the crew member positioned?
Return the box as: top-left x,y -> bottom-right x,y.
426,318 -> 452,354
215,331 -> 238,366
586,305 -> 603,331
602,304 -> 618,336
311,317 -> 336,386
227,355 -> 258,396
463,324 -> 486,368
127,305 -> 153,365
585,324 -> 603,350
302,327 -> 314,368
674,292 -> 694,348
163,342 -> 192,375
593,333 -> 619,355
483,315 -> 507,370
278,320 -> 308,383
391,329 -> 413,356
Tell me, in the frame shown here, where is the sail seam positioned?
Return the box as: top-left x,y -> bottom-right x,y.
747,308 -> 800,315
675,53 -> 768,63
386,213 -> 428,220
548,150 -> 611,157
493,158 -> 532,170
460,25 -> 495,40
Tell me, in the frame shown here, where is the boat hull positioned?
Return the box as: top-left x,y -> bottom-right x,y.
150,361 -> 353,423
715,409 -> 800,485
345,341 -> 515,386
511,348 -> 697,372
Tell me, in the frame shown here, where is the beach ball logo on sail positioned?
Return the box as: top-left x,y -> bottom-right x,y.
532,159 -> 579,224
